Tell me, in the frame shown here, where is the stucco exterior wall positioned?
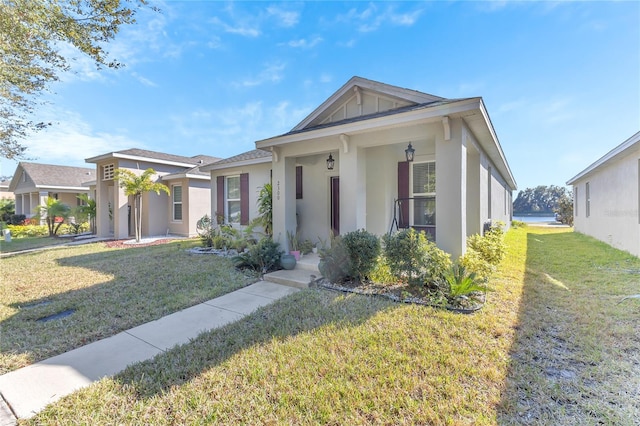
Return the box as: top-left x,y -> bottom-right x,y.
211,162 -> 272,233
572,147 -> 640,256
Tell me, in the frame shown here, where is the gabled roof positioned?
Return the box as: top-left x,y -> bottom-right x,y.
9,162 -> 95,192
85,148 -> 218,168
293,76 -> 444,131
201,149 -> 272,171
567,130 -> 640,185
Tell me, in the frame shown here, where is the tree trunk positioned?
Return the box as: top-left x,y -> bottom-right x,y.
134,195 -> 141,242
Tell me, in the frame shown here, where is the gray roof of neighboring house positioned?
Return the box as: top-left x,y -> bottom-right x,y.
567,130 -> 640,185
204,149 -> 271,171
10,162 -> 95,191
86,148 -> 221,167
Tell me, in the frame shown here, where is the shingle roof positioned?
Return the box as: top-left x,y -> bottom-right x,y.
18,162 -> 95,188
212,149 -> 272,167
112,148 -> 207,165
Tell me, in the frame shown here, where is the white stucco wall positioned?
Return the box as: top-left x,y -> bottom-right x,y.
572,147 -> 639,257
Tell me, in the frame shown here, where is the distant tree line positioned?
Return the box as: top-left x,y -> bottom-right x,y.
513,185 -> 570,215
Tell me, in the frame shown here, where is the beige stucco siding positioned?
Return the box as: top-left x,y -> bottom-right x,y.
572,147 -> 640,256
186,180 -> 211,237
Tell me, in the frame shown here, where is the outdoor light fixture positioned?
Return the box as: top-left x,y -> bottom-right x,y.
405,143 -> 415,162
326,153 -> 335,170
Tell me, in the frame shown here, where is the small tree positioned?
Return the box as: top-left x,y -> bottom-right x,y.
0,198 -> 15,222
76,194 -> 97,234
36,196 -> 71,236
554,193 -> 574,226
114,168 -> 170,242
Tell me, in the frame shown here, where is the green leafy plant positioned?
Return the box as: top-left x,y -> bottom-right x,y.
233,237 -> 282,274
287,230 -> 299,252
299,239 -> 314,255
0,198 -> 15,222
256,182 -> 273,237
75,194 -> 96,234
341,229 -> 381,282
443,264 -> 488,300
382,228 -> 451,285
318,236 -> 351,283
34,196 -> 71,236
460,222 -> 507,280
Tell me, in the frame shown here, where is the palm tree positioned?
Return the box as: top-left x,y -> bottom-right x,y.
114,168 -> 170,242
36,196 -> 71,236
76,193 -> 97,234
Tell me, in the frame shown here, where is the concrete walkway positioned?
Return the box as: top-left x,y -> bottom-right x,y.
0,281 -> 300,423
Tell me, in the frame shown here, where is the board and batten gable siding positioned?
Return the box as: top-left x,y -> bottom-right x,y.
571,145 -> 640,257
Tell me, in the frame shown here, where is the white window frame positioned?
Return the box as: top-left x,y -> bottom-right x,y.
410,160 -> 436,227
103,164 -> 115,181
225,175 -> 241,224
585,182 -> 590,218
172,184 -> 183,222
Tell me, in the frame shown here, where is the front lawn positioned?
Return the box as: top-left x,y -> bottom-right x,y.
0,239 -> 254,374
24,226 -> 640,424
0,236 -> 67,254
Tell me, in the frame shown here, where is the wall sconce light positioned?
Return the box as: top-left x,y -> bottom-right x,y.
326,153 -> 335,170
405,143 -> 415,162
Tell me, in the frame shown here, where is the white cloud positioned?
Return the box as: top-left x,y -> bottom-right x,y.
267,6 -> 300,27
287,36 -> 323,49
210,16 -> 261,37
336,3 -> 423,33
131,71 -> 157,87
19,110 -> 143,167
236,63 -> 286,88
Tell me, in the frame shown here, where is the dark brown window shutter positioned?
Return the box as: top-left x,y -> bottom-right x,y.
216,176 -> 224,223
296,166 -> 303,199
398,161 -> 409,228
240,173 -> 249,225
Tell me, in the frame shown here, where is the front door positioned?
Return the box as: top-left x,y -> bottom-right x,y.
330,177 -> 339,236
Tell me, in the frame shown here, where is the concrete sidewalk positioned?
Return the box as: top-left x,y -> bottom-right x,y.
0,281 -> 300,423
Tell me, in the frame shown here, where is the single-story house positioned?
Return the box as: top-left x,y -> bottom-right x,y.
85,148 -> 220,239
203,76 -> 517,259
567,130 -> 640,257
8,162 -> 95,220
0,178 -> 13,200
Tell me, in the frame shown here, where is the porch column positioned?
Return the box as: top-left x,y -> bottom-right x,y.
339,146 -> 366,233
113,183 -> 128,239
272,156 -> 297,250
95,180 -> 109,237
435,120 -> 467,259
38,191 -> 48,225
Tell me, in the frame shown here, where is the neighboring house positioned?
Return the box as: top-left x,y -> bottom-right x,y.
0,178 -> 13,199
8,162 -> 95,220
85,148 -> 220,239
567,130 -> 640,257
204,76 -> 517,258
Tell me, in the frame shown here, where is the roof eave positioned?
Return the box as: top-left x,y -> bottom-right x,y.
85,152 -> 196,168
206,156 -> 273,172
567,130 -> 640,185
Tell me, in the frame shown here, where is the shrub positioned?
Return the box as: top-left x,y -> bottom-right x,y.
369,257 -> 396,284
299,239 -> 314,255
511,220 -> 527,229
460,222 -> 507,280
7,224 -> 49,238
9,214 -> 26,225
341,229 -> 381,281
382,228 -> 451,285
233,237 -> 282,274
318,236 -> 352,284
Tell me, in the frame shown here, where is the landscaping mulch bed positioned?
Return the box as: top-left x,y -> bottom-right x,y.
103,239 -> 173,249
312,277 -> 485,313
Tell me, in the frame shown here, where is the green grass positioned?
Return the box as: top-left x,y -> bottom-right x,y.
18,227 -> 640,424
0,239 -> 254,374
0,236 -> 68,253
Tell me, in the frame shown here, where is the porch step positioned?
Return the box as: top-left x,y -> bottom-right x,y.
263,268 -> 319,289
296,253 -> 321,272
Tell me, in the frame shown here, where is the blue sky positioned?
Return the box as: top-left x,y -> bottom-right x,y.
2,1 -> 638,193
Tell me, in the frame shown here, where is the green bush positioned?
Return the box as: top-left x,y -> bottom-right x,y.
318,236 -> 352,284
7,224 -> 49,238
369,257 -> 396,284
233,237 -> 282,274
299,239 -> 314,255
382,228 -> 451,285
459,222 -> 507,280
511,220 -> 527,229
341,229 -> 381,281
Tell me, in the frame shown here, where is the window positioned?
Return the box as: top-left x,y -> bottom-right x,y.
296,166 -> 303,199
412,161 -> 436,226
172,185 -> 182,221
226,176 -> 241,223
585,182 -> 590,217
103,164 -> 114,181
